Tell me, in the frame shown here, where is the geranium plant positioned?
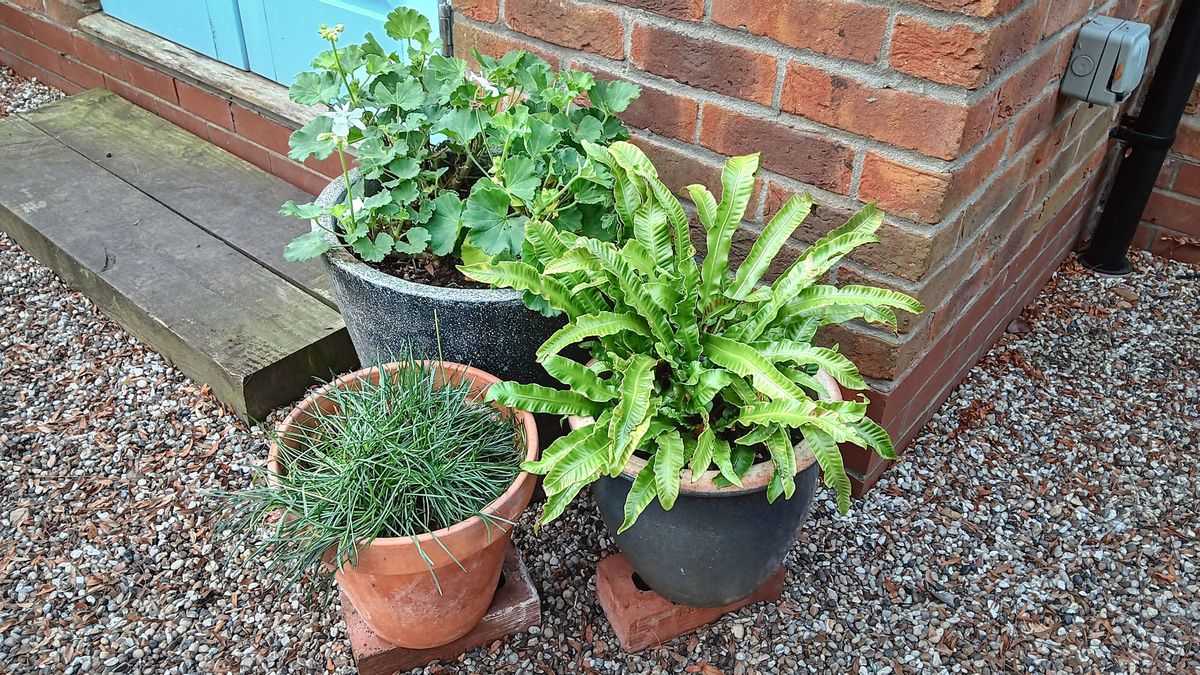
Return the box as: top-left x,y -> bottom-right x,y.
279,8 -> 640,300
462,142 -> 924,530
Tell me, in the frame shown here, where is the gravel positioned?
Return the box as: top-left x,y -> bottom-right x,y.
0,67 -> 65,118
1,70 -> 1197,674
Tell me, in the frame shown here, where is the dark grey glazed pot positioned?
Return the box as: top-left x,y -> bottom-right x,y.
582,370 -> 841,608
313,174 -> 566,391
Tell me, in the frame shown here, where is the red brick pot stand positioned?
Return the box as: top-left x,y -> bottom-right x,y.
341,546 -> 540,675
595,552 -> 786,653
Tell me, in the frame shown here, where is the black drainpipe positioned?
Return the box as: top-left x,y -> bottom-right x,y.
1080,1 -> 1200,275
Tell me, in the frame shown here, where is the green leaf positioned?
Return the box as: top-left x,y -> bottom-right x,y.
526,117 -> 562,156
688,427 -> 715,479
755,340 -> 865,391
288,115 -> 336,161
711,438 -> 742,487
427,193 -> 464,256
536,312 -> 652,360
691,368 -> 733,408
351,232 -> 394,262
436,108 -> 490,143
541,356 -> 618,402
728,193 -> 813,299
485,381 -> 602,417
698,153 -> 759,297
501,156 -> 541,204
392,227 -> 430,255
700,334 -> 805,401
543,423 -> 609,495
846,414 -> 897,460
464,183 -> 524,257
619,456 -> 658,533
764,426 -> 796,502
589,79 -> 642,114
738,401 -> 857,444
540,479 -> 586,525
374,77 -> 425,110
654,429 -> 685,510
607,354 -> 657,468
283,230 -> 333,262
782,285 -> 925,320
289,71 -> 341,105
459,260 -> 583,316
804,426 -> 851,514
384,7 -> 431,42
521,419 -> 598,475
632,199 -> 672,267
279,200 -> 325,220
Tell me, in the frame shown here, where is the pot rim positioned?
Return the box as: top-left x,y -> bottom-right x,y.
267,359 -> 539,550
569,369 -> 842,496
313,170 -> 524,304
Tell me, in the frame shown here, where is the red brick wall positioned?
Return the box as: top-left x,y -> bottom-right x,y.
0,0 -> 341,195
453,0 -> 1178,490
0,0 -> 1182,492
1139,78 -> 1200,263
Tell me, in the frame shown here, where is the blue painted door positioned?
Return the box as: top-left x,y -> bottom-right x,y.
238,0 -> 439,85
101,0 -> 249,69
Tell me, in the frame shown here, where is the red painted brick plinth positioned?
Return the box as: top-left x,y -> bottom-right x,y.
595,552 -> 785,653
341,546 -> 540,675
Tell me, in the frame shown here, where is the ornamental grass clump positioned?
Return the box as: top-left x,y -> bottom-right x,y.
217,362 -> 523,586
463,142 -> 924,530
280,7 -> 640,302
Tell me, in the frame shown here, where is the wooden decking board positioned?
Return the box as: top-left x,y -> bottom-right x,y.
19,89 -> 335,308
0,112 -> 356,420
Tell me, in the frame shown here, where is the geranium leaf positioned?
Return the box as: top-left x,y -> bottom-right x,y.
282,230 -> 333,262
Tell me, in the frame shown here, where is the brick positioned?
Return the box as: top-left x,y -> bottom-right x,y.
1041,0 -> 1090,37
1147,230 -> 1200,264
304,154 -> 344,179
455,0 -> 499,23
610,0 -> 703,21
102,74 -> 159,114
157,101 -> 211,141
505,0 -> 623,59
628,135 -> 723,198
0,3 -> 33,35
858,154 -> 952,224
176,80 -> 233,129
1174,121 -> 1200,158
765,182 -> 954,282
60,55 -> 102,89
1155,157 -> 1179,189
901,0 -> 1024,17
889,17 -> 991,88
943,128 -> 1010,213
10,0 -> 40,11
1186,83 -> 1199,116
72,34 -> 123,76
207,124 -> 273,173
712,0 -> 888,64
16,31 -> 62,71
631,24 -> 776,105
232,105 -> 294,156
816,322 -> 928,381
1010,90 -> 1058,155
699,103 -> 854,194
121,57 -> 178,104
1142,190 -> 1200,238
269,152 -> 329,196
451,21 -> 558,66
780,63 -> 974,160
1174,162 -> 1200,199
584,65 -> 697,143
27,14 -> 74,54
995,42 -> 1065,126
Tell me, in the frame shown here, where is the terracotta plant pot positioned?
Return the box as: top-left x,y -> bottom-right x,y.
269,361 -> 539,649
573,370 -> 842,607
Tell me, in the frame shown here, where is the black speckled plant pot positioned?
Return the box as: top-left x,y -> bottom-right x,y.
592,462 -> 819,608
313,174 -> 566,396
581,371 -> 839,608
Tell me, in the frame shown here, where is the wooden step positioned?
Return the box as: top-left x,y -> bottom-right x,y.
0,90 -> 357,420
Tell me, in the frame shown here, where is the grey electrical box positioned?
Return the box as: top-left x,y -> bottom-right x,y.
1060,16 -> 1151,106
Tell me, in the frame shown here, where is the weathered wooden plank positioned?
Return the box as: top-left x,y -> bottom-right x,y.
0,116 -> 356,420
19,89 -> 335,307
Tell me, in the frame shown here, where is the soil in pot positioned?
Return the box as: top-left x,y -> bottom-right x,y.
269,361 -> 540,648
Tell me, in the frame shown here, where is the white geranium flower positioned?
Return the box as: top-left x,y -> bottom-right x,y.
322,102 -> 367,140
467,71 -> 500,97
